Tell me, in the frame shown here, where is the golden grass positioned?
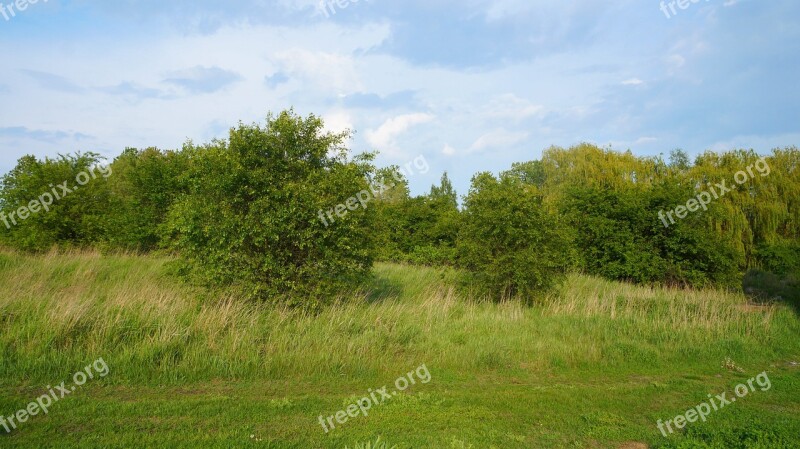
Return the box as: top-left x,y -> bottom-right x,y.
546,274 -> 776,335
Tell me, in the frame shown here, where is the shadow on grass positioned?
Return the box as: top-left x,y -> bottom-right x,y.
742,269 -> 800,316
361,272 -> 405,304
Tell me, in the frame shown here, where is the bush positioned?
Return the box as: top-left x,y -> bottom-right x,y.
456,172 -> 574,301
406,244 -> 457,266
373,176 -> 461,267
0,152 -> 111,252
160,110 -> 377,306
561,182 -> 740,289
102,147 -> 190,251
743,269 -> 800,306
754,241 -> 800,277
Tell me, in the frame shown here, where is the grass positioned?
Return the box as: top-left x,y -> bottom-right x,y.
0,250 -> 799,448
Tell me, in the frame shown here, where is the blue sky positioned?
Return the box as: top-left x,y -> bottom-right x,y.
0,0 -> 798,196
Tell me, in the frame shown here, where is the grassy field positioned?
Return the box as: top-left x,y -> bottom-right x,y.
0,251 -> 799,448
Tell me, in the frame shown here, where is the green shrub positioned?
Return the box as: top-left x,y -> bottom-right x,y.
754,241 -> 800,277
456,172 -> 575,301
407,244 -> 457,266
0,152 -> 111,252
102,147 -> 190,251
561,182 -> 740,289
373,173 -> 461,267
743,269 -> 800,305
160,110 -> 377,306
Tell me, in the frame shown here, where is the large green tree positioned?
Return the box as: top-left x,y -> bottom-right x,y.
161,110 -> 377,306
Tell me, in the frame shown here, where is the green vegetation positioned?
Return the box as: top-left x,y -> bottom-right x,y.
160,111 -> 377,304
0,111 -> 798,447
1,112 -> 797,302
345,437 -> 397,449
457,171 -> 574,300
0,252 -> 798,448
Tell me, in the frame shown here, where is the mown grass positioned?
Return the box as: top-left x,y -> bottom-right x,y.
0,250 -> 798,448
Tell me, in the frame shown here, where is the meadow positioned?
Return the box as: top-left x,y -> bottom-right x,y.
1,250 -> 798,448
2,1 -> 798,447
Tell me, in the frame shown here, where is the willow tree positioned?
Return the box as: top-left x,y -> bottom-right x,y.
691,148 -> 798,269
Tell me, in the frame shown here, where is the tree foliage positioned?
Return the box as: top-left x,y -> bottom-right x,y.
104,147 -> 189,251
0,112 -> 797,303
456,172 -> 575,300
160,111 -> 377,305
373,171 -> 460,265
0,152 -> 110,251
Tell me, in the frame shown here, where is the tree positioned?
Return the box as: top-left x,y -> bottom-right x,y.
668,148 -> 691,172
457,172 -> 574,301
103,147 -> 190,251
503,160 -> 546,188
0,152 -> 111,251
161,110 -> 377,306
429,172 -> 458,208
373,171 -> 461,265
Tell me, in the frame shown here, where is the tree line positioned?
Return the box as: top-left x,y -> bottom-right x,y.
1,110 -> 798,305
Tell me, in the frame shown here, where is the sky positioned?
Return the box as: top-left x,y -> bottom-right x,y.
0,0 -> 798,196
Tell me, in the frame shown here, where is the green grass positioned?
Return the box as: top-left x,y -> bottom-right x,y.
0,250 -> 799,448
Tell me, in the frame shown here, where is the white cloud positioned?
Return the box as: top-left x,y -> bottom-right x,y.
469,129 -> 529,153
321,110 -> 354,135
272,48 -> 362,93
485,94 -> 544,121
442,143 -> 457,156
621,78 -> 644,86
365,113 -> 435,155
667,54 -> 686,68
319,110 -> 355,158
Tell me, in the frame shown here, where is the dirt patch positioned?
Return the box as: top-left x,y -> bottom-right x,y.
618,443 -> 648,449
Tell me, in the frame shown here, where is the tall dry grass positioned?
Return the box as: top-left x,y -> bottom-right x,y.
0,250 -> 796,386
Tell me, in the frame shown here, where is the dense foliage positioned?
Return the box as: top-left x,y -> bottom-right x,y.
558,179 -> 740,288
0,152 -> 111,251
160,111 -> 377,304
0,110 -> 797,304
456,172 -> 575,300
373,172 -> 460,266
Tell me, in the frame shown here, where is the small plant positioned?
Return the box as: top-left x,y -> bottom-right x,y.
268,398 -> 294,409
723,357 -> 745,373
344,437 -> 397,449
